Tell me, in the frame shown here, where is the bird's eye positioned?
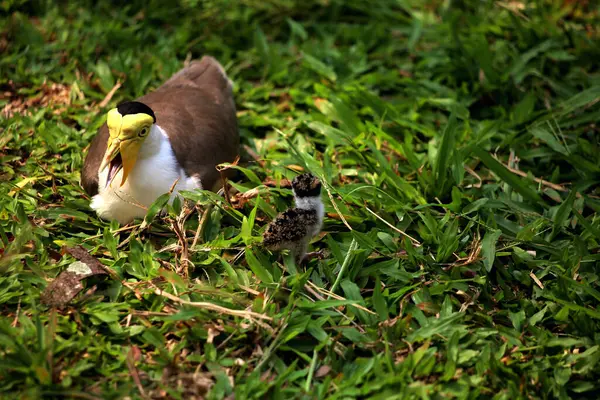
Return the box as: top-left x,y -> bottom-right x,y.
139,127 -> 149,137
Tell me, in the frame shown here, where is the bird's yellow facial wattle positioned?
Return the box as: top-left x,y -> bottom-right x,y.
99,108 -> 154,187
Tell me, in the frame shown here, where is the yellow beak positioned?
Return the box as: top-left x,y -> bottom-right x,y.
99,137 -> 142,187
99,108 -> 148,188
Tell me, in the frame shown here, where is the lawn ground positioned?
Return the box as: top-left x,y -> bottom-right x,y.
1,1 -> 600,399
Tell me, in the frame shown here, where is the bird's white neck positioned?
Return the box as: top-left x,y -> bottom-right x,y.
295,195 -> 325,221
138,124 -> 168,159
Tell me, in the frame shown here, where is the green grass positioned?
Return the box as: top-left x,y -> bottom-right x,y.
1,0 -> 600,398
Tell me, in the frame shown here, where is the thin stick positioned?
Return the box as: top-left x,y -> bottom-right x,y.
323,183 -> 352,231
175,201 -> 197,274
243,144 -> 266,167
171,220 -> 190,276
365,206 -> 421,245
130,310 -> 173,317
152,286 -> 272,321
530,271 -> 544,289
192,203 -> 213,248
11,297 -> 21,327
494,157 -> 589,199
500,158 -> 565,190
306,281 -> 376,315
495,1 -> 529,21
99,81 -> 122,108
464,165 -> 482,188
126,347 -> 148,400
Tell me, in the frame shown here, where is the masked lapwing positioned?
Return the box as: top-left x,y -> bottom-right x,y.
81,56 -> 239,225
263,173 -> 324,263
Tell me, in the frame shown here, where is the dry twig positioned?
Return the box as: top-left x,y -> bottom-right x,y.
152,286 -> 272,321
99,80 -> 122,108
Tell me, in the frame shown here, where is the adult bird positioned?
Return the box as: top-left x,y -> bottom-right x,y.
81,56 -> 239,225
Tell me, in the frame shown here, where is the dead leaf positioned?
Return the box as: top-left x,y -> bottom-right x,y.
315,365 -> 331,378
1,82 -> 72,118
287,164 -> 305,172
154,369 -> 214,400
262,177 -> 291,188
206,325 -> 222,344
40,246 -> 110,308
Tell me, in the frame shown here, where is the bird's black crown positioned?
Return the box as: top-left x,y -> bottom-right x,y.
292,173 -> 321,198
117,101 -> 156,123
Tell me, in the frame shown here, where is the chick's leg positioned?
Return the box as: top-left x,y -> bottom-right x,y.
291,240 -> 310,266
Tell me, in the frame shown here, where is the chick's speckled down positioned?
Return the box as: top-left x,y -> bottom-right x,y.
262,208 -> 319,249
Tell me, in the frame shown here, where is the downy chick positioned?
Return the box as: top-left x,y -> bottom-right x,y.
263,173 -> 324,264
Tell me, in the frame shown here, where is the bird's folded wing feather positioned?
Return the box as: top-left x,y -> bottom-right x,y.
263,208 -> 318,248
139,56 -> 239,191
81,123 -> 109,196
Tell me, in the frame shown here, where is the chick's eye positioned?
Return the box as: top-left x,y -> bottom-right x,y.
139,127 -> 149,137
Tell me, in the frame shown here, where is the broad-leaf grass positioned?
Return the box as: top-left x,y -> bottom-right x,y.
1,0 -> 600,399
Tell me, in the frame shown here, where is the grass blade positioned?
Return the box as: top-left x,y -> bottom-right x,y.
434,113 -> 458,195
551,189 -> 577,239
482,229 -> 502,272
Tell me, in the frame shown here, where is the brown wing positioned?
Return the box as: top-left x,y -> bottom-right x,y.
263,208 -> 318,249
81,56 -> 239,195
81,123 -> 109,195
